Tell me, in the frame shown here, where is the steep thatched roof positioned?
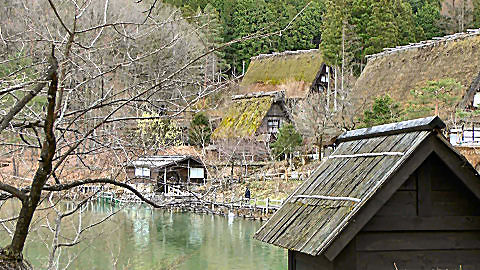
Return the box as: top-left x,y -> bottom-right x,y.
240,49 -> 324,99
353,30 -> 480,121
211,96 -> 273,139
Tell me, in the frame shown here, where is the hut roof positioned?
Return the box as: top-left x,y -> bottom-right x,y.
353,29 -> 480,120
240,49 -> 324,99
254,116 -> 480,259
130,155 -> 202,169
211,94 -> 274,139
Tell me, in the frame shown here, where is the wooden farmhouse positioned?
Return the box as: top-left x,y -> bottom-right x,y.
353,29 -> 480,167
240,49 -> 331,101
211,91 -> 292,160
255,116 -> 480,269
354,30 -> 480,124
126,155 -> 206,192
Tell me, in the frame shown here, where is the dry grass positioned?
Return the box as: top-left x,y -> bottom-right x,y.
240,50 -> 323,98
354,35 -> 480,121
211,96 -> 273,139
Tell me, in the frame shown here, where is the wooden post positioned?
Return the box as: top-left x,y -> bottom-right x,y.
12,157 -> 17,177
473,123 -> 475,143
164,167 -> 167,194
187,159 -> 190,188
326,66 -> 330,111
231,159 -> 234,184
266,198 -> 270,214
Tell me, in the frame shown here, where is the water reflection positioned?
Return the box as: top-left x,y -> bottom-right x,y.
0,201 -> 287,270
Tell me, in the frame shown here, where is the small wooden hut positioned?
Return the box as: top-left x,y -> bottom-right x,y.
254,116 -> 480,269
126,155 -> 206,192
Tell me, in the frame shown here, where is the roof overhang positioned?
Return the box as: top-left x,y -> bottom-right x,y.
323,132 -> 480,261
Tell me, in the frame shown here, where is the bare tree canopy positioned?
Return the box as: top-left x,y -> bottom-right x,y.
0,0 -> 224,266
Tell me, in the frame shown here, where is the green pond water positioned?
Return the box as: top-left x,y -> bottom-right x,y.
0,200 -> 287,270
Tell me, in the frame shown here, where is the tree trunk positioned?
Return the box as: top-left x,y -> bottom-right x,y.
2,49 -> 58,263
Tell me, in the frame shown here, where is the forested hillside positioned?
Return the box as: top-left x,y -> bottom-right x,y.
165,0 -> 480,73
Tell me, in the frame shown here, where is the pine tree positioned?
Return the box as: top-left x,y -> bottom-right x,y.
197,3 -> 229,74
188,112 -> 212,146
320,0 -> 348,66
361,95 -> 403,127
270,123 -> 303,160
415,1 -> 444,39
365,1 -> 399,55
407,78 -> 464,119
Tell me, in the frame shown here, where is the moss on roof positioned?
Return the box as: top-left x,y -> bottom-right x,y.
353,34 -> 480,122
212,96 -> 273,139
240,50 -> 324,98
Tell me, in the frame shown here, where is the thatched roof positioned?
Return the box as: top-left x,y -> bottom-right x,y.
240,49 -> 324,99
254,116 -> 480,257
353,30 -> 480,121
211,95 -> 274,139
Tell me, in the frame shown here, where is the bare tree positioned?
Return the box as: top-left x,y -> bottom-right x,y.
0,1 -> 311,268
0,0 -> 218,267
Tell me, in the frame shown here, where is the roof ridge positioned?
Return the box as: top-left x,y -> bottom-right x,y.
250,49 -> 319,60
366,29 -> 480,60
336,116 -> 446,143
232,90 -> 285,101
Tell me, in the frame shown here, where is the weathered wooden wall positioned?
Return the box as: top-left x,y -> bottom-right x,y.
125,159 -> 205,184
257,101 -> 290,135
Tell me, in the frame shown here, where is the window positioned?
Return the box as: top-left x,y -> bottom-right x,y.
474,92 -> 480,108
134,167 -> 150,178
267,118 -> 281,134
189,168 -> 204,178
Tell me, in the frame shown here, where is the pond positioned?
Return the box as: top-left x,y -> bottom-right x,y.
0,201 -> 287,270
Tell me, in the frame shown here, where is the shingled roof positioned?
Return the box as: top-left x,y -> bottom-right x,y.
353,29 -> 480,121
254,116 -> 480,258
240,49 -> 325,99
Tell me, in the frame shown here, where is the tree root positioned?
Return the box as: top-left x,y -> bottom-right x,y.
0,247 -> 31,270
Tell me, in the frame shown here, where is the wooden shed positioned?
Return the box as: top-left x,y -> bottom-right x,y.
126,155 -> 206,192
254,116 -> 480,269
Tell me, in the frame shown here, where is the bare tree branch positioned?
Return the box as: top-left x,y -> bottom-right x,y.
0,57 -> 58,134
0,183 -> 26,201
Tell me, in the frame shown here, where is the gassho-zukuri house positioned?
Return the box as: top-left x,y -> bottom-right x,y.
239,49 -> 331,100
254,116 -> 480,269
211,91 -> 292,160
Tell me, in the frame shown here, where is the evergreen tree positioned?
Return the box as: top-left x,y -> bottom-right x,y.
361,95 -> 403,127
188,112 -> 212,146
270,123 -> 303,160
197,3 -> 229,73
415,1 -> 444,39
322,0 -> 419,69
320,0 -> 349,66
364,0 -> 420,56
473,0 -> 480,28
393,0 -> 424,44
165,0 -> 324,74
407,78 -> 464,119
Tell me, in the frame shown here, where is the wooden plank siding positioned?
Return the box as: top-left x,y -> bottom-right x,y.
351,153 -> 480,269
255,117 -> 480,269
